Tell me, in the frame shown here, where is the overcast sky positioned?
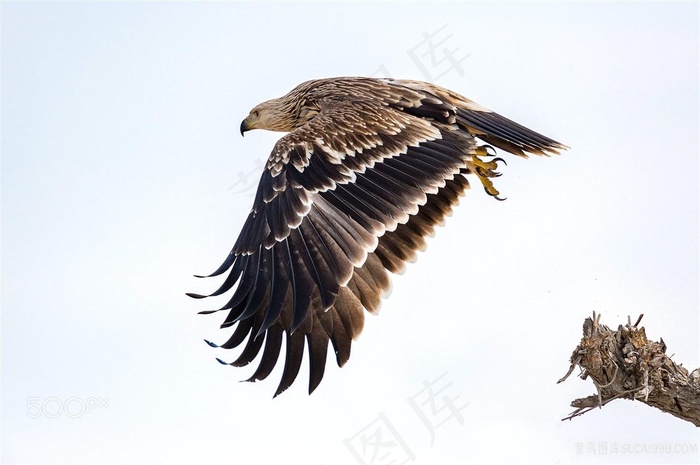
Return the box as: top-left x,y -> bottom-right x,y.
2,1 -> 699,464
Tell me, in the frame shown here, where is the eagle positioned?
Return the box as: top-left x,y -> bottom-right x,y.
188,77 -> 566,396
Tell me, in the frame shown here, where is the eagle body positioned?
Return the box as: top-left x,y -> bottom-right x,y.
189,77 -> 566,396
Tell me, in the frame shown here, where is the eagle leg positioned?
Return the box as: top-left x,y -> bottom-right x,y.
469,146 -> 507,201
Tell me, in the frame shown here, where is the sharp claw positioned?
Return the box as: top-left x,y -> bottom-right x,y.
476,167 -> 501,178
473,148 -> 508,201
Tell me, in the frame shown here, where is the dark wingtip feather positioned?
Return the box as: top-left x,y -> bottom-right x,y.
307,334 -> 329,395
246,326 -> 284,383
329,309 -> 353,367
197,309 -> 224,315
215,358 -> 228,365
200,253 -> 237,278
273,331 -> 305,397
230,330 -> 266,367
186,292 -> 207,299
204,339 -> 219,348
219,318 -> 254,348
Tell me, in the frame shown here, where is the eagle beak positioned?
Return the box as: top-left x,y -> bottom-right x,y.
240,118 -> 250,136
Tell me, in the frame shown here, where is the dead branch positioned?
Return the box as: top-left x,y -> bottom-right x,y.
558,312 -> 700,426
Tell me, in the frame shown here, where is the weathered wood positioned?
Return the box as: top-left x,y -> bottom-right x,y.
558,312 -> 700,426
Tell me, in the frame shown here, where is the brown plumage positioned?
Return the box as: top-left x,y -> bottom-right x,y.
188,77 -> 567,396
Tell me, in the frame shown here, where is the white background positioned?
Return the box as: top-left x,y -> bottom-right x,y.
2,2 -> 698,464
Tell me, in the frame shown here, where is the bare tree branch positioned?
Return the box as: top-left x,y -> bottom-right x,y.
558,312 -> 700,426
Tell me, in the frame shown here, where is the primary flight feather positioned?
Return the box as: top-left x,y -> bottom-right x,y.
188,76 -> 567,396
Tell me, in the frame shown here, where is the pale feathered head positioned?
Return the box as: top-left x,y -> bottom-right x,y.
240,98 -> 296,134
240,81 -> 322,135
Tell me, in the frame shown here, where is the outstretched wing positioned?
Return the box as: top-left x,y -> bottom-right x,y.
189,78 -> 565,396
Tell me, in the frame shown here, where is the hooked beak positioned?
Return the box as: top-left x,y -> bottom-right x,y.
240,118 -> 249,136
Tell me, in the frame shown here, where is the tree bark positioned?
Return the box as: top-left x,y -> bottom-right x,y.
558,313 -> 700,426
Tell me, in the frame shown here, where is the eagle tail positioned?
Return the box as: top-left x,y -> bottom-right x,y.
456,107 -> 568,157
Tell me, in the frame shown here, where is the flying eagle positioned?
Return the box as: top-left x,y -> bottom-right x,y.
189,77 -> 566,396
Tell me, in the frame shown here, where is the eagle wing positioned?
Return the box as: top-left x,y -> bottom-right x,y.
189,78 -> 565,396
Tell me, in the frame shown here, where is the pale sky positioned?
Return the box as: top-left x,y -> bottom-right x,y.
2,2 -> 699,464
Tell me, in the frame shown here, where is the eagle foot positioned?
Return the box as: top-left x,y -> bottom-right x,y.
471,149 -> 507,201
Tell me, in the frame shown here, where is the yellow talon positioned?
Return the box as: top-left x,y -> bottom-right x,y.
469,146 -> 507,200
480,176 -> 504,200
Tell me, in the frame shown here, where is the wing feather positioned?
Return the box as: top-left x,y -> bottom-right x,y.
235,247 -> 270,322
186,254 -> 246,299
246,324 -> 284,382
353,171 -> 413,220
328,306 -> 353,366
324,187 -> 385,236
307,314 -> 331,394
282,234 -> 315,333
219,318 -> 254,349
312,197 -> 376,266
275,330 -> 306,397
230,322 -> 266,367
347,253 -> 389,314
257,244 -> 288,336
